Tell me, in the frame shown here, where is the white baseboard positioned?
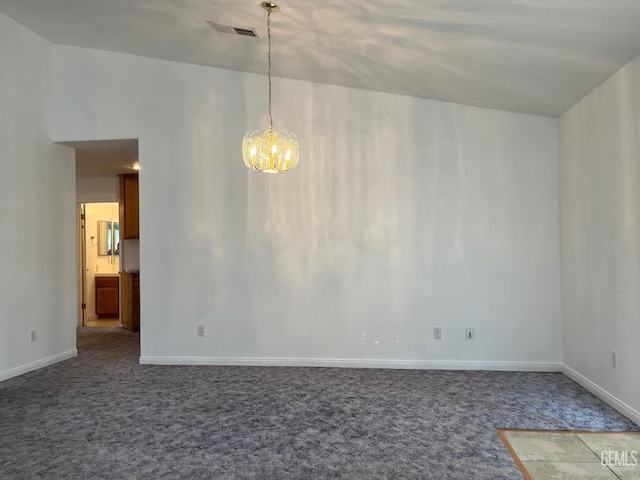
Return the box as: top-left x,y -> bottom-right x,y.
0,349 -> 78,383
562,365 -> 640,427
139,356 -> 562,372
4,351 -> 635,426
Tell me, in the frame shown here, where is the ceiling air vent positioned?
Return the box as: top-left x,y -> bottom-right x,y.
234,27 -> 258,37
207,21 -> 259,38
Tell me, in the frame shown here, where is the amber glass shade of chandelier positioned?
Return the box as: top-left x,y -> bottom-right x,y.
242,129 -> 299,173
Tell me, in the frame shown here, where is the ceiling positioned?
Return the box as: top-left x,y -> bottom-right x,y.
2,0 -> 640,117
62,139 -> 139,178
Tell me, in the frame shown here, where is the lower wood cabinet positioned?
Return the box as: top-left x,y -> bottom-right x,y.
120,271 -> 140,331
95,275 -> 119,318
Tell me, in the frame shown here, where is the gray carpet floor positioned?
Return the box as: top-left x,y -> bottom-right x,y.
0,327 -> 637,480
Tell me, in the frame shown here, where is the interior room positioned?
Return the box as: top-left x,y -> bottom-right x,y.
1,1 -> 639,478
82,202 -> 121,326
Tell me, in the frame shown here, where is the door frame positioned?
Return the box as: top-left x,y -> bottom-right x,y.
76,203 -> 87,327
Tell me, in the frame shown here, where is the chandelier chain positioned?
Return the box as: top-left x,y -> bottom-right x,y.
242,3 -> 298,174
267,10 -> 273,130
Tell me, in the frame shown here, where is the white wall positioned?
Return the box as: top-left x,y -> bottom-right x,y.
52,46 -> 561,368
76,176 -> 119,203
120,239 -> 140,271
559,54 -> 640,418
0,13 -> 76,380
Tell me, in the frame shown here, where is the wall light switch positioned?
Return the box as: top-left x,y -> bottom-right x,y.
465,327 -> 475,340
30,330 -> 36,342
433,327 -> 442,340
197,325 -> 205,337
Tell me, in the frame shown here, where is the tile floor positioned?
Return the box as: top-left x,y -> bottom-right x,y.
500,430 -> 640,480
85,318 -> 120,327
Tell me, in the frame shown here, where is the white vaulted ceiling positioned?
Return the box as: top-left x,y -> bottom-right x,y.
1,0 -> 640,117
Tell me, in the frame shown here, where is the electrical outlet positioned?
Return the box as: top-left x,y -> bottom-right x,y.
197,325 -> 205,337
611,351 -> 617,369
433,327 -> 442,340
465,327 -> 475,340
30,330 -> 36,342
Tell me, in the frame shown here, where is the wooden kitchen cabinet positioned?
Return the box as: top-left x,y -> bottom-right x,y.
95,275 -> 119,318
132,273 -> 140,330
119,174 -> 139,239
120,271 -> 140,331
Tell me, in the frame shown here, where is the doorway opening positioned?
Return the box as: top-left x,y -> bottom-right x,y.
59,139 -> 140,346
78,201 -> 121,327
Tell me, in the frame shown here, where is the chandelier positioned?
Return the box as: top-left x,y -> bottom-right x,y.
242,2 -> 299,174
